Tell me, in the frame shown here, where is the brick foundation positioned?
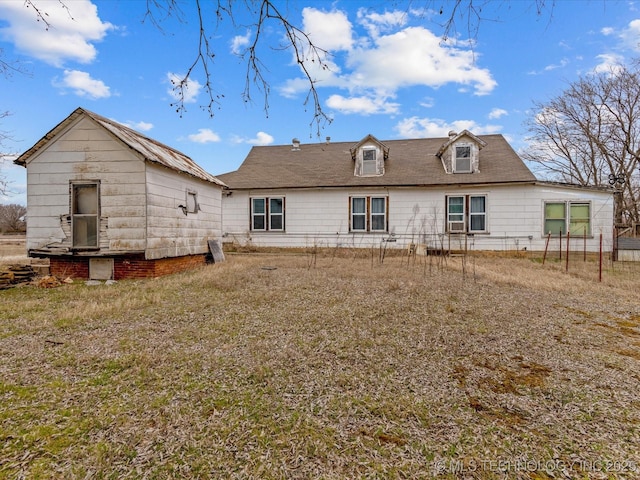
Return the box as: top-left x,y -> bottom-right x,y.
50,254 -> 208,280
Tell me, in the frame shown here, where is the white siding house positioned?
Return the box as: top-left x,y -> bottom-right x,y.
218,131 -> 614,253
14,108 -> 226,279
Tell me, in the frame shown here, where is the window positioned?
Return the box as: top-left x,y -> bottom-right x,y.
370,197 -> 386,231
269,198 -> 284,230
446,195 -> 487,233
350,196 -> 388,232
447,196 -> 465,232
469,196 -> 486,231
544,201 -> 591,236
362,149 -> 377,175
71,182 -> 99,249
251,197 -> 285,231
454,145 -> 472,173
351,198 -> 366,231
186,191 -> 199,213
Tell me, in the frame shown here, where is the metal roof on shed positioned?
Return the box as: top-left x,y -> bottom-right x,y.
14,107 -> 225,187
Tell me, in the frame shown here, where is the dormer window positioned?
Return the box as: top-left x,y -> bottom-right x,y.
362,148 -> 377,175
436,130 -> 486,175
454,146 -> 472,173
351,134 -> 389,177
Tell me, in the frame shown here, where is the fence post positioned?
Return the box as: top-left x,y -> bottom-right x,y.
599,233 -> 603,282
565,231 -> 570,272
559,230 -> 562,261
543,232 -> 551,265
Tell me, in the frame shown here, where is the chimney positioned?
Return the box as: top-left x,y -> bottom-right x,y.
292,138 -> 300,151
326,136 -> 331,144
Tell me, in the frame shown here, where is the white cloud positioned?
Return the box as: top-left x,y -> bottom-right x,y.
282,9 -> 497,101
419,97 -> 435,108
0,0 -> 114,67
302,8 -> 353,51
55,69 -> 110,98
488,108 -> 508,119
619,18 -> 640,52
231,31 -> 250,55
167,72 -> 202,103
356,9 -> 408,38
394,116 -> 502,138
188,129 -> 221,144
248,132 -> 274,146
527,58 -> 570,75
231,132 -> 274,146
592,53 -> 625,75
349,27 -> 495,95
326,94 -> 399,115
124,121 -> 153,132
601,26 -> 615,36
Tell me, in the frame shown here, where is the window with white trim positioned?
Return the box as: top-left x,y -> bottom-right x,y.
350,196 -> 388,232
544,201 -> 591,236
454,145 -> 472,173
446,194 -> 487,233
251,197 -> 285,231
71,181 -> 100,249
362,148 -> 377,175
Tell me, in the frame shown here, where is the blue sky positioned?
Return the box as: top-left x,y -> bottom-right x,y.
1,0 -> 639,205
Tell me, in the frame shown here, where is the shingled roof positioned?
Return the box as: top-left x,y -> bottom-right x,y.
14,107 -> 225,187
217,134 -> 536,190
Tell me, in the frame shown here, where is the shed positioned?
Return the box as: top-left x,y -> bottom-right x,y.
14,107 -> 226,280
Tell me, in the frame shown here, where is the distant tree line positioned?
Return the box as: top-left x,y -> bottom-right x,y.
0,204 -> 26,233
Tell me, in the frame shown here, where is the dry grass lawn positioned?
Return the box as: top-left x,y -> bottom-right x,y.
1,248 -> 639,479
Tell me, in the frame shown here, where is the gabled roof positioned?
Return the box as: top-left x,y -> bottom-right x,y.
436,129 -> 488,158
217,134 -> 536,190
349,134 -> 390,161
14,107 -> 225,187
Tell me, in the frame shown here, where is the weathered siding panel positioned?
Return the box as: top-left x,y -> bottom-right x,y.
221,184 -> 614,252
25,117 -> 148,252
145,163 -> 222,260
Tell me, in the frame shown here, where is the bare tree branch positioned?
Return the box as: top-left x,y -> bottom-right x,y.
0,111 -> 14,197
523,60 -> 640,226
23,0 -> 74,30
146,0 -> 333,134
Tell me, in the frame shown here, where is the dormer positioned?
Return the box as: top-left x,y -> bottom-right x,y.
351,134 -> 389,177
436,130 -> 487,174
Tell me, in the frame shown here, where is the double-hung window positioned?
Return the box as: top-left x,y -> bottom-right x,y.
350,196 -> 388,232
362,148 -> 377,175
446,194 -> 487,233
544,201 -> 591,236
71,181 -> 100,249
251,197 -> 285,231
454,145 -> 472,173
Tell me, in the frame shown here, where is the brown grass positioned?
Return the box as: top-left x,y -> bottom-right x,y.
0,234 -> 28,266
1,249 -> 639,479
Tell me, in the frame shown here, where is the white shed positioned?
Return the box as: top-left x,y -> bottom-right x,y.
14,107 -> 226,280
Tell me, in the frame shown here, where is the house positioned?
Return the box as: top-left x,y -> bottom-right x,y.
217,131 -> 614,253
14,108 -> 226,280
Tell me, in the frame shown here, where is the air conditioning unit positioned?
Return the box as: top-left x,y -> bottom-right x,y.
449,222 -> 465,232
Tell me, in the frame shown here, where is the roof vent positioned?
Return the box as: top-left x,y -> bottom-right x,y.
292,138 -> 300,151
326,136 -> 331,144
448,130 -> 457,139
